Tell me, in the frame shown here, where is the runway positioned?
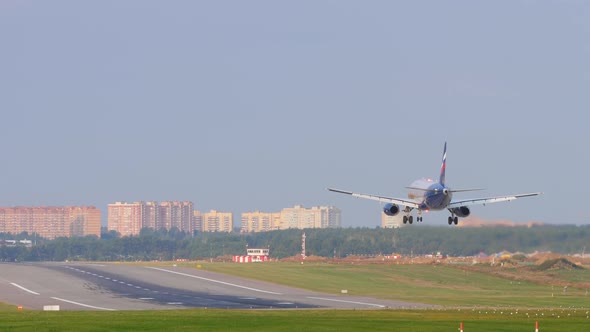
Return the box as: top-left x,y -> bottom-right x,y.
0,262 -> 428,311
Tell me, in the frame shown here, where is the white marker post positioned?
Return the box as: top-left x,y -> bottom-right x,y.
535,321 -> 539,332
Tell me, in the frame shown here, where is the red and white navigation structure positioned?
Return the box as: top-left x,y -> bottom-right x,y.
233,248 -> 270,263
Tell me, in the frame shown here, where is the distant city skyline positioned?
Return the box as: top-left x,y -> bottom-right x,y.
105,201 -> 341,236
2,2 -> 589,227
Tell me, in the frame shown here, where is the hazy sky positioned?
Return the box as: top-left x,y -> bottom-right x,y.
2,1 -> 589,227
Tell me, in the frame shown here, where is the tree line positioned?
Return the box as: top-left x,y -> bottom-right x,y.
1,225 -> 588,262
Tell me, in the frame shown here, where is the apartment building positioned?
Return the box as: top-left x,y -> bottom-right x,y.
108,201 -> 195,236
107,202 -> 143,237
195,210 -> 233,233
381,213 -> 404,228
141,201 -> 158,229
158,201 -> 194,233
241,205 -> 341,232
240,211 -> 281,233
0,206 -> 101,239
280,205 -> 341,230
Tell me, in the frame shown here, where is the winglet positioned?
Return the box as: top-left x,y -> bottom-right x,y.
439,142 -> 447,185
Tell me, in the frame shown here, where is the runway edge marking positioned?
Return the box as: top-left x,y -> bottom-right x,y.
306,296 -> 385,308
146,267 -> 283,295
10,283 -> 40,295
51,297 -> 116,311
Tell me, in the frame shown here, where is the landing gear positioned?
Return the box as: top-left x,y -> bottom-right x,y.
403,215 -> 414,224
402,207 -> 414,225
448,216 -> 458,225
402,210 -> 423,225
416,211 -> 423,222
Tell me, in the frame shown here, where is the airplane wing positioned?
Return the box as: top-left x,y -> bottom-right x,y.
327,188 -> 421,209
447,192 -> 542,208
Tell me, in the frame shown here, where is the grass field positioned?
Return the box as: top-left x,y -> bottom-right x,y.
1,262 -> 589,331
0,302 -> 19,312
193,262 -> 590,308
0,308 -> 589,332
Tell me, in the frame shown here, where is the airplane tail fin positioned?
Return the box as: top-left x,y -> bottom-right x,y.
439,142 -> 447,185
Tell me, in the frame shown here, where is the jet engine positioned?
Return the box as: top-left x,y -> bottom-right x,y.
450,206 -> 470,217
383,203 -> 400,216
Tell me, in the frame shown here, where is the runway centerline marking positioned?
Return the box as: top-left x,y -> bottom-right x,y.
306,297 -> 385,308
10,283 -> 40,295
147,267 -> 282,295
51,297 -> 116,311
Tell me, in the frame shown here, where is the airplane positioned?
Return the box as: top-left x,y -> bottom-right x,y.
328,142 -> 541,225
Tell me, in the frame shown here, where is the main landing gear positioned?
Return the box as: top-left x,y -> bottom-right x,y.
402,215 -> 423,224
448,216 -> 458,225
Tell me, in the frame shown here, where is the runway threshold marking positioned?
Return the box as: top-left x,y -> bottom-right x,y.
146,267 -> 283,295
10,283 -> 40,295
306,297 -> 385,308
50,297 -> 116,311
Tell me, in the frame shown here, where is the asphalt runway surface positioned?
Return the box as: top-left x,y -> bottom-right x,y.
0,262 -> 429,311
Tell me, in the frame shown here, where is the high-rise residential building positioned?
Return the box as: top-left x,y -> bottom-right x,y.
381,213 -> 404,228
68,206 -> 102,237
241,211 -> 281,233
107,202 -> 143,237
0,206 -> 100,239
193,210 -> 203,233
280,205 -> 341,230
157,202 -> 171,230
317,206 -> 341,228
241,205 -> 341,232
158,201 -> 194,233
280,205 -> 303,229
178,202 -> 194,232
141,201 -> 158,229
198,210 -> 233,232
108,201 -> 195,236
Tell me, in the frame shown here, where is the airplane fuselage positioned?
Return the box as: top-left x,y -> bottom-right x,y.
407,179 -> 452,211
